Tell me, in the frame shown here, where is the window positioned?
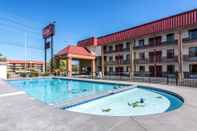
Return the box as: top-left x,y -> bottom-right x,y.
103,46 -> 107,52
149,38 -> 154,45
189,47 -> 197,57
149,36 -> 161,45
109,67 -> 113,72
167,49 -> 174,58
167,33 -> 175,42
116,67 -> 123,73
126,42 -> 130,49
109,46 -> 113,52
109,56 -> 113,62
189,64 -> 197,74
155,36 -> 162,45
139,39 -> 144,47
139,66 -> 145,72
126,54 -> 130,60
115,44 -> 123,51
139,52 -> 145,60
167,65 -> 175,74
104,56 -> 107,61
189,28 -> 197,39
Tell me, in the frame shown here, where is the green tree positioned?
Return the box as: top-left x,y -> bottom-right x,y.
0,53 -> 6,62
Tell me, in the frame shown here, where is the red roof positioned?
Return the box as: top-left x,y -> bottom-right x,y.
77,9 -> 197,46
77,37 -> 97,47
8,60 -> 44,65
56,45 -> 95,57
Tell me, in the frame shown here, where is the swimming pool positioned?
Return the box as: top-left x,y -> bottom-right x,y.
8,78 -> 183,116
67,86 -> 183,116
8,78 -> 129,105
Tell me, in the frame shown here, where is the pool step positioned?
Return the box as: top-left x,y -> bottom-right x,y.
60,85 -> 138,110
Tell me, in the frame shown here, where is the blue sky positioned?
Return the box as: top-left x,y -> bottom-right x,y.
0,0 -> 197,61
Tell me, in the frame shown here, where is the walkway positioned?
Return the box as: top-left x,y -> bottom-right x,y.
0,78 -> 197,131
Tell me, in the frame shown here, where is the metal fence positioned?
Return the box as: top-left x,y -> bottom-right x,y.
91,73 -> 197,88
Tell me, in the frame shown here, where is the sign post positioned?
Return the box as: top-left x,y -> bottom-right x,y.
42,22 -> 55,73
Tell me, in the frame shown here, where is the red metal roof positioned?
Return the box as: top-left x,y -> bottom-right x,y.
8,60 -> 44,65
77,9 -> 197,46
56,45 -> 95,57
77,37 -> 98,47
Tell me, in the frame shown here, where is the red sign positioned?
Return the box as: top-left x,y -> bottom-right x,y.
42,24 -> 55,39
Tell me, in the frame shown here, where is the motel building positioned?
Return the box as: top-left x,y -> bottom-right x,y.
56,9 -> 197,80
7,60 -> 44,77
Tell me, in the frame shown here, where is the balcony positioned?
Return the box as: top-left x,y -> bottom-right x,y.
161,40 -> 178,45
183,55 -> 197,62
105,61 -> 117,65
104,48 -> 130,54
134,56 -> 178,64
134,59 -> 148,64
182,37 -> 197,43
105,60 -> 130,65
133,40 -> 177,50
161,56 -> 178,63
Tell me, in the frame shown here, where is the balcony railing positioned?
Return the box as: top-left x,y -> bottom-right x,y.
134,59 -> 148,64
161,56 -> 178,63
105,61 -> 117,65
105,59 -> 130,65
182,37 -> 197,43
133,40 -> 178,49
104,48 -> 130,54
184,72 -> 197,79
183,55 -> 197,62
134,56 -> 178,64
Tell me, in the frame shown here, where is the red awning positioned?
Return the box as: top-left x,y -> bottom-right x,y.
56,45 -> 95,59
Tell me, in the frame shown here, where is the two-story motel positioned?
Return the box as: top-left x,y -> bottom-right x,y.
56,9 -> 197,79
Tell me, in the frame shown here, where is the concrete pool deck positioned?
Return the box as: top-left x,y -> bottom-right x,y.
0,78 -> 197,131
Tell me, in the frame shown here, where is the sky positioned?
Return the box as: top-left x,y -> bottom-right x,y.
0,0 -> 197,61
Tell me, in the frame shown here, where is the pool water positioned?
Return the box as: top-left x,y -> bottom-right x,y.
67,87 -> 183,116
8,78 -> 128,105
8,78 -> 183,116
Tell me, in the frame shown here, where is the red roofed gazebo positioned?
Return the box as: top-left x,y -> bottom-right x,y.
56,45 -> 96,77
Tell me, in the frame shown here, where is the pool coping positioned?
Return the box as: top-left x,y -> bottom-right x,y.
1,77 -> 197,131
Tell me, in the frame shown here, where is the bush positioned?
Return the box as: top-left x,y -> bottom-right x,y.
20,72 -> 28,77
29,70 -> 39,77
40,72 -> 50,76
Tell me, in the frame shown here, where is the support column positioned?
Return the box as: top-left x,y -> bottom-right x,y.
130,40 -> 134,79
92,59 -> 96,78
177,31 -> 183,80
101,46 -> 105,76
67,57 -> 72,77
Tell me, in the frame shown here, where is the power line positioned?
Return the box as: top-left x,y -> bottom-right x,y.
0,20 -> 40,35
0,41 -> 43,51
0,12 -> 41,30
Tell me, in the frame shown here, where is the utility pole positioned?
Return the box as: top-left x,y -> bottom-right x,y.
25,32 -> 28,73
50,33 -> 54,73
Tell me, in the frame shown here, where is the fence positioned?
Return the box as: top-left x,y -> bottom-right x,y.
91,72 -> 197,88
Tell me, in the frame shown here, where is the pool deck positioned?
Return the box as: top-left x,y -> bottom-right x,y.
1,78 -> 197,131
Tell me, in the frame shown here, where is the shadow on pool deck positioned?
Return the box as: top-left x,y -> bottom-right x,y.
0,78 -> 197,131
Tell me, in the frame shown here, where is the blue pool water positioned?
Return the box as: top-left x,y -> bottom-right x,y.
8,78 -> 183,116
8,78 -> 129,105
67,87 -> 183,116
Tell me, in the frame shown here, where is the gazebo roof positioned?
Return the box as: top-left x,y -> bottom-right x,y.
56,45 -> 95,59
